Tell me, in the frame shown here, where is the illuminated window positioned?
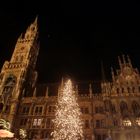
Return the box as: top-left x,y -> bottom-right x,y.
136,118 -> 140,126
123,119 -> 132,127
33,118 -> 42,126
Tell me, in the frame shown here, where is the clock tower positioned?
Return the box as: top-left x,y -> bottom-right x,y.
0,16 -> 39,130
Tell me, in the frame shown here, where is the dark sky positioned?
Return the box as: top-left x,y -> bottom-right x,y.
0,1 -> 140,83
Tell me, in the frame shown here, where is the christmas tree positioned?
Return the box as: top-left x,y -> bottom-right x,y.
51,79 -> 83,140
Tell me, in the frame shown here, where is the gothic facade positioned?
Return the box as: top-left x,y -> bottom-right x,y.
0,17 -> 140,140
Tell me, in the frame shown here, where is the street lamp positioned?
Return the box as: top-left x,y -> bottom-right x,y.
19,129 -> 27,139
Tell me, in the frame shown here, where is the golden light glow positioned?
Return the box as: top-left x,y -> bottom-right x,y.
136,118 -> 140,126
123,119 -> 132,126
51,79 -> 84,140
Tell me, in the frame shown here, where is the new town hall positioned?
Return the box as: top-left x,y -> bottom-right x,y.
0,17 -> 140,140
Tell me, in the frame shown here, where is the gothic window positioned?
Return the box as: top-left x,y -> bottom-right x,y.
33,118 -> 42,127
96,119 -> 105,128
85,120 -> 90,129
48,106 -> 55,113
96,120 -> 101,128
95,106 -> 104,114
20,118 -> 27,126
127,87 -> 130,93
0,103 -> 4,113
111,104 -> 116,114
85,107 -> 89,114
15,56 -> 19,62
20,55 -> 23,62
138,86 -> 140,92
80,107 -> 84,113
122,88 -> 124,93
117,88 -> 120,94
104,100 -> 113,112
1,75 -> 16,104
132,101 -> 140,117
95,134 -> 101,140
95,107 -> 99,113
136,118 -> 140,126
120,101 -> 129,118
0,73 -> 4,81
34,106 -> 43,115
104,100 -> 111,112
46,118 -> 51,128
132,87 -> 135,93
22,106 -> 30,114
4,105 -> 10,113
113,119 -> 118,127
123,119 -> 132,127
4,75 -> 16,86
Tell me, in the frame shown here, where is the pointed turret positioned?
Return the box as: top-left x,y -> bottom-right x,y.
45,87 -> 49,97
61,77 -> 64,87
33,88 -> 36,97
24,16 -> 38,40
118,56 -> 122,70
89,83 -> 92,98
111,67 -> 115,82
58,77 -> 64,97
127,55 -> 132,68
76,85 -> 78,95
122,54 -> 126,66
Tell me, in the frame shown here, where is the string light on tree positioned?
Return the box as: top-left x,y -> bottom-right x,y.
51,79 -> 84,140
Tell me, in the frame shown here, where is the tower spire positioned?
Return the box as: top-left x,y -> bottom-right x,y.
122,54 -> 126,65
111,67 -> 115,82
118,56 -> 122,70
24,16 -> 38,40
89,83 -> 92,98
127,55 -> 132,67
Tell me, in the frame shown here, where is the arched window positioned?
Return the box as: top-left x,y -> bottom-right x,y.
123,119 -> 132,127
117,88 -> 120,94
104,100 -> 111,112
132,101 -> 140,117
104,100 -> 116,113
139,86 -> 140,92
1,74 -> 17,105
120,101 -> 129,118
111,104 -> 116,114
132,87 -> 135,93
122,88 -> 124,93
20,56 -> 23,62
0,103 -> 3,113
15,56 -> 19,62
127,87 -> 130,93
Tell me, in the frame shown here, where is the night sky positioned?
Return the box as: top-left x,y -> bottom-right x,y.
0,1 -> 140,84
